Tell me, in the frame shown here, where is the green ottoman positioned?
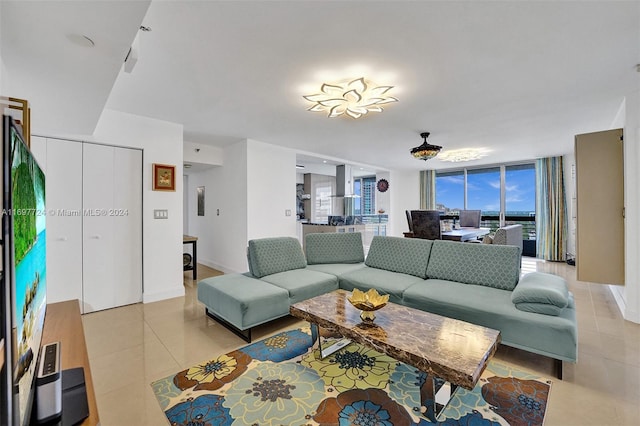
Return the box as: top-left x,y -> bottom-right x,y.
197,273 -> 290,342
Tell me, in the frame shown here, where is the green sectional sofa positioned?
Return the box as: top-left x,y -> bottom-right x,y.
197,232 -> 577,378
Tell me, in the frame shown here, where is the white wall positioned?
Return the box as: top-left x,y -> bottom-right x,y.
375,171 -> 390,217
185,167 -> 219,270
0,54 -> 6,95
0,4 -> 4,94
183,141 -> 223,166
183,174 -> 189,232
388,170 -> 421,237
0,59 -> 5,94
247,139 -> 297,240
88,109 -> 184,303
184,139 -> 298,273
200,141 -> 249,272
609,89 -> 640,323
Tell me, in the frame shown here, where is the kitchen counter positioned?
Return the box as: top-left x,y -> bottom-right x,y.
301,223 -> 366,250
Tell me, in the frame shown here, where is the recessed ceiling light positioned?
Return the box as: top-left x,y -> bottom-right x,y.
184,163 -> 192,169
323,160 -> 327,163
295,164 -> 305,169
67,34 -> 95,48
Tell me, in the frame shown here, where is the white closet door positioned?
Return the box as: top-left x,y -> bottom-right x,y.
112,148 -> 142,307
82,144 -> 116,313
45,139 -> 83,304
29,136 -> 47,172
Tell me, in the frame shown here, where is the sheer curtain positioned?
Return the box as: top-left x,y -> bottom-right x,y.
419,170 -> 436,209
536,157 -> 568,261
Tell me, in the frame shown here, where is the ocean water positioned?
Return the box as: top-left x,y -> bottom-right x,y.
14,229 -> 47,425
14,229 -> 47,354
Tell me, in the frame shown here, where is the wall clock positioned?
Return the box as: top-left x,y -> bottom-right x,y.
376,178 -> 389,192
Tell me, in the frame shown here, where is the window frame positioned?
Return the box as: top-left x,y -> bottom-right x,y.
435,161 -> 536,228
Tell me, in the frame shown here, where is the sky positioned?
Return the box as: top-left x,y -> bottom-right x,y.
436,166 -> 535,214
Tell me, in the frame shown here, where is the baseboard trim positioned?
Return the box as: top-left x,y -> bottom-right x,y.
609,284 -> 626,315
199,258 -> 241,275
608,284 -> 639,323
143,286 -> 185,303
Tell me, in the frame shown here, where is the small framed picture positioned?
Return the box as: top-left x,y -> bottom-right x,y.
152,163 -> 176,191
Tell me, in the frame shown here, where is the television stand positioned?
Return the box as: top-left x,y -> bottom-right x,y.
36,367 -> 89,426
34,301 -> 99,425
60,367 -> 89,425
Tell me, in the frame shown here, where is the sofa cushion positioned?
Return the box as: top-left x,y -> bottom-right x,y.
260,269 -> 339,304
305,263 -> 367,277
197,273 -> 290,330
305,232 -> 365,264
339,265 -> 426,304
426,240 -> 521,290
402,279 -> 578,362
512,302 -> 565,316
365,236 -> 433,279
512,272 -> 569,316
247,237 -> 307,278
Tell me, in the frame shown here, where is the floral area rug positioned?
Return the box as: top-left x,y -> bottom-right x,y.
151,327 -> 551,425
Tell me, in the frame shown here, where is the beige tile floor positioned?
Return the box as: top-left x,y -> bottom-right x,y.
82,260 -> 640,425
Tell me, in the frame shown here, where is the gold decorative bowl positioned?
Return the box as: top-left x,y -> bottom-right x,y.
348,288 -> 389,322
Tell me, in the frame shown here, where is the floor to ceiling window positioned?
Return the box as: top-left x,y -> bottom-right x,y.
505,163 -> 536,241
435,170 -> 464,214
467,167 -> 501,214
435,163 -> 536,255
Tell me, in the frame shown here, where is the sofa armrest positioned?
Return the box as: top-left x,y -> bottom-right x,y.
512,272 -> 569,315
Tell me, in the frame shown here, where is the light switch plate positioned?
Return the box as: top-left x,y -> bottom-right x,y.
154,209 -> 168,219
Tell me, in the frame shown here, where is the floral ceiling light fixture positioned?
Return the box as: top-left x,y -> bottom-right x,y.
437,148 -> 490,163
303,77 -> 398,119
410,132 -> 442,161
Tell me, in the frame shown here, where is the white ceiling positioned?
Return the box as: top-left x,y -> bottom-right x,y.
2,1 -> 639,172
1,0 -> 151,134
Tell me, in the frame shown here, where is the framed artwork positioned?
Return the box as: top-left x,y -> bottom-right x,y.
152,163 -> 176,191
197,186 -> 205,216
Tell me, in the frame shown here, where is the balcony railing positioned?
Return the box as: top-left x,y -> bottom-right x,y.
441,214 -> 537,256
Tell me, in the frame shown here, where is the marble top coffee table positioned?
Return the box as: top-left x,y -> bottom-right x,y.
290,289 -> 501,421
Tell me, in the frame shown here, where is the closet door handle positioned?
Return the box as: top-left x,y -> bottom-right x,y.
89,235 -> 101,240
56,236 -> 68,242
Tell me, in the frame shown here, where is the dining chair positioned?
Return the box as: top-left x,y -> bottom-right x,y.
459,210 -> 482,228
410,210 -> 442,240
405,210 -> 413,232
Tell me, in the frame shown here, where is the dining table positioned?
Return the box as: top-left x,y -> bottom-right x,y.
441,227 -> 491,242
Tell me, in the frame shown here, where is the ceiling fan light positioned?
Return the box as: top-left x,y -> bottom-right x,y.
410,132 -> 442,161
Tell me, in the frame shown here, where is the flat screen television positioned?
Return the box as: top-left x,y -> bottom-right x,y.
2,115 -> 47,425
